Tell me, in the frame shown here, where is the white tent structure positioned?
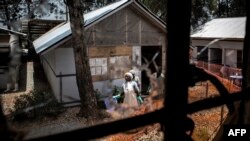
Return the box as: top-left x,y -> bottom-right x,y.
191,17 -> 245,69
33,0 -> 166,105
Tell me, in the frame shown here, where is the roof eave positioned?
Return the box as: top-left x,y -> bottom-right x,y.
191,37 -> 244,42
39,35 -> 72,55
85,0 -> 166,32
85,0 -> 133,29
35,0 -> 167,55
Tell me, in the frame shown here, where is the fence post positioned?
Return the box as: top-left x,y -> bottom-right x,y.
220,106 -> 224,125
205,82 -> 208,98
60,72 -> 62,103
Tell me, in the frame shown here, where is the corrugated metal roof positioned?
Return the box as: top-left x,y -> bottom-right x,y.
191,17 -> 246,39
33,0 -> 131,54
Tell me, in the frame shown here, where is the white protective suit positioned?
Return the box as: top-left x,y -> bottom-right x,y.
122,80 -> 140,107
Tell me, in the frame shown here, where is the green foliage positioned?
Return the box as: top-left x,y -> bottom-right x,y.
191,0 -> 246,29
112,85 -> 123,103
191,0 -> 217,29
94,86 -> 123,108
140,0 -> 245,29
10,90 -> 64,121
139,0 -> 167,22
112,85 -> 122,96
219,0 -> 246,17
1,0 -> 66,24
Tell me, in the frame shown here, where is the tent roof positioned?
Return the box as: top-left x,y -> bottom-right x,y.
191,17 -> 246,40
33,0 -> 166,54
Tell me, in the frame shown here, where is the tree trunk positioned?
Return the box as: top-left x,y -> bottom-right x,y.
65,0 -> 99,119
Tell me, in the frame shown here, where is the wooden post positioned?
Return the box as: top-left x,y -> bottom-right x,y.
205,82 -> 208,98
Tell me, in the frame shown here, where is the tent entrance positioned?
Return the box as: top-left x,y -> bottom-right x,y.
141,46 -> 162,95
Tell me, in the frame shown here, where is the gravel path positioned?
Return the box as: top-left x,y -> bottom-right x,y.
1,62 -> 34,115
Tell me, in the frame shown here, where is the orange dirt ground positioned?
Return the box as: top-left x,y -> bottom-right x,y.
106,71 -> 240,141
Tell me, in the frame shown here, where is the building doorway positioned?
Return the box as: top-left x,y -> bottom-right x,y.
141,46 -> 162,95
209,48 -> 222,64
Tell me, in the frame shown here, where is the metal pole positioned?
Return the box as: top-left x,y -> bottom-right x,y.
60,72 -> 63,103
